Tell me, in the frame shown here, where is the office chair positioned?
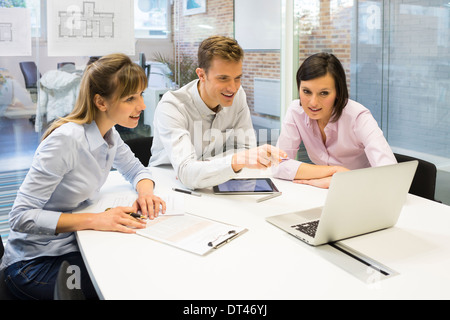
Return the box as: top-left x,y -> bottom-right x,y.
125,136 -> 153,166
394,153 -> 438,202
54,260 -> 86,300
0,240 -> 18,300
139,52 -> 151,80
19,61 -> 41,89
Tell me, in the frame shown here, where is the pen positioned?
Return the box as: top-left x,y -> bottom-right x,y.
105,208 -> 146,220
172,188 -> 202,197
128,212 -> 147,220
256,192 -> 282,203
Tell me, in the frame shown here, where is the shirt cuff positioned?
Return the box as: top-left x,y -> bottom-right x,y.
273,159 -> 302,181
132,168 -> 154,190
35,209 -> 62,236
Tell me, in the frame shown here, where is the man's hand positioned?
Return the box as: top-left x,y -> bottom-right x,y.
232,144 -> 287,172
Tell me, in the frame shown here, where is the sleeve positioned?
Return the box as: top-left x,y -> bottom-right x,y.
154,101 -> 236,190
354,109 -> 397,167
113,134 -> 154,190
8,134 -> 75,236
273,102 -> 304,180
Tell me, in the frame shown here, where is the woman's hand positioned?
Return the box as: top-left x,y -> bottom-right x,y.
94,206 -> 147,233
133,193 -> 166,220
293,165 -> 350,189
135,179 -> 166,219
293,176 -> 333,189
56,206 -> 147,234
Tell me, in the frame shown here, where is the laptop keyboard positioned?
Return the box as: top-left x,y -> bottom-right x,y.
291,220 -> 319,238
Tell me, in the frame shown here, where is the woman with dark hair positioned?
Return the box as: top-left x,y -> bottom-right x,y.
274,52 -> 396,189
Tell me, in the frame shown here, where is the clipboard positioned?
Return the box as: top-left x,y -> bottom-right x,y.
136,214 -> 247,255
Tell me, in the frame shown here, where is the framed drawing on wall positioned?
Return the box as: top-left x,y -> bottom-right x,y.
183,0 -> 206,16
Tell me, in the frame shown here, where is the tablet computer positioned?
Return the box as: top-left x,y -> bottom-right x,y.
213,178 -> 279,195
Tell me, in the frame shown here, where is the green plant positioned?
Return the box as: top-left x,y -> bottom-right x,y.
0,0 -> 26,7
152,52 -> 198,88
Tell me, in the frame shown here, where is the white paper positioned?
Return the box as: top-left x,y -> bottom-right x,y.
47,0 -> 135,56
97,192 -> 185,216
0,8 -> 31,56
75,191 -> 185,216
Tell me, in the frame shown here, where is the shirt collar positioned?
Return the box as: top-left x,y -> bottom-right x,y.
302,107 -> 338,132
189,79 -> 224,117
85,121 -> 114,151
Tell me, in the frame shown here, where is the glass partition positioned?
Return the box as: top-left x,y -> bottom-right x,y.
293,0 -> 450,203
170,0 -> 283,145
0,0 -> 42,242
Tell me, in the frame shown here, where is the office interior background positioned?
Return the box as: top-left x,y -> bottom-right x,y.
0,0 -> 449,242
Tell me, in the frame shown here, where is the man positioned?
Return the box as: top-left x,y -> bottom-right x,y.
149,36 -> 286,189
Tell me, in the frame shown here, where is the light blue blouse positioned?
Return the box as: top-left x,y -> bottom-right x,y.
1,121 -> 153,269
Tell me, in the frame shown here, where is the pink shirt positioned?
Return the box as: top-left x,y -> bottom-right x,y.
274,99 -> 397,180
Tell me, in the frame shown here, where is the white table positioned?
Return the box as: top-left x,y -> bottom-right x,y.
76,165 -> 450,300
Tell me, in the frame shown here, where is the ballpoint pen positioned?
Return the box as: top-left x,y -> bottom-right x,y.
172,188 -> 202,197
105,208 -> 146,219
128,212 -> 147,220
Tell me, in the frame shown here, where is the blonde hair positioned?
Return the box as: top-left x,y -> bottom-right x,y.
197,35 -> 244,73
42,53 -> 147,140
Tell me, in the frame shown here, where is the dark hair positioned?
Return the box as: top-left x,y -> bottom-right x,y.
198,35 -> 244,73
296,52 -> 348,122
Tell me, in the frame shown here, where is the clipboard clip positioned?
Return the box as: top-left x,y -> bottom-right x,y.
207,230 -> 237,248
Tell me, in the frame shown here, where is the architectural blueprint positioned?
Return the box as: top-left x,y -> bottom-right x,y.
0,8 -> 31,56
47,0 -> 134,56
58,1 -> 114,39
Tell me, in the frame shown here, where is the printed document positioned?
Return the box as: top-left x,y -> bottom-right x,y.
137,214 -> 247,255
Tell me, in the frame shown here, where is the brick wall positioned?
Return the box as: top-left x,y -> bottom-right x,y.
297,1 -> 352,90
173,0 -> 282,119
172,0 -> 352,118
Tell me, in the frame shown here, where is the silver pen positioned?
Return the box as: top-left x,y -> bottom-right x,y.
257,192 -> 282,203
172,188 -> 202,197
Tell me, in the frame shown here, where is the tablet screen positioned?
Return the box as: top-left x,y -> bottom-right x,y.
214,178 -> 278,194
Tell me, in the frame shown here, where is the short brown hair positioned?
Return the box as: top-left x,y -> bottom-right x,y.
296,52 -> 349,122
198,35 -> 244,73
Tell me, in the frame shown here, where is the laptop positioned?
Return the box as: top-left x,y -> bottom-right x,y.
266,161 -> 418,246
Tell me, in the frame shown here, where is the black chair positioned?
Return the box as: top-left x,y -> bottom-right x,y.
394,153 -> 438,202
19,61 -> 41,89
125,136 -> 153,166
57,62 -> 75,70
87,56 -> 101,66
0,240 -> 18,300
139,52 -> 151,80
54,260 -> 86,300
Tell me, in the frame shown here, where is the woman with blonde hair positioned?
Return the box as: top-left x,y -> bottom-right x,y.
1,53 -> 165,299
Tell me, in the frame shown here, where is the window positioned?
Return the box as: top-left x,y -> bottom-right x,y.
134,0 -> 170,39
0,0 -> 40,37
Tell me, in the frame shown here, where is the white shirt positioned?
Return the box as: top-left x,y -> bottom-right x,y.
149,80 -> 256,189
1,121 -> 153,269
